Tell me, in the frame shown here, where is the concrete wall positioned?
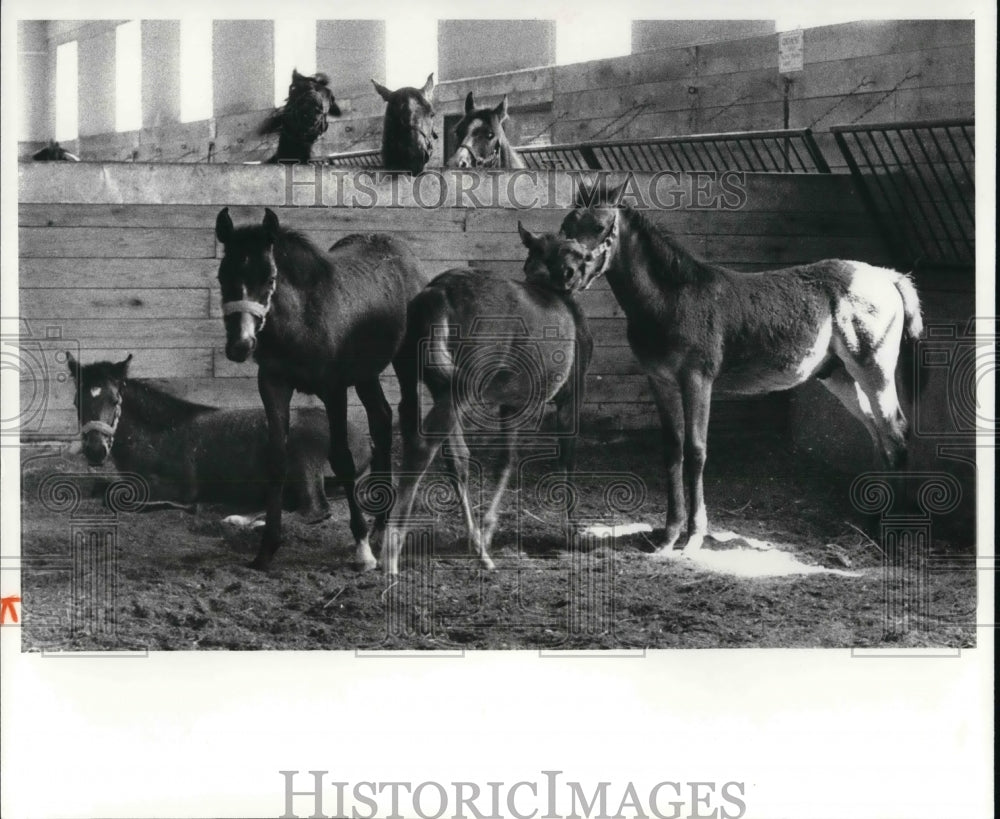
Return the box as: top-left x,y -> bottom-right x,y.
17,21 -> 51,142
77,26 -> 117,137
212,21 -> 274,118
316,20 -> 386,95
632,20 -> 776,52
437,20 -> 555,81
18,19 -> 975,164
141,21 -> 180,129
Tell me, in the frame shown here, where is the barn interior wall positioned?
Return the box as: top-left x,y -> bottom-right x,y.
16,165 -> 977,540
18,19 -> 974,164
18,165 -> 887,438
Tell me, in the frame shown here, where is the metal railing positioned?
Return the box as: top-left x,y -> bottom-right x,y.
832,118 -> 975,269
517,129 -> 831,173
323,148 -> 381,168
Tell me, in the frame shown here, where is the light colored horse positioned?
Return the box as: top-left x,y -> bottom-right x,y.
447,92 -> 525,169
554,193 -> 924,557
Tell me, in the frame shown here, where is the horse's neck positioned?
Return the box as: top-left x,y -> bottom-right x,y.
111,383 -> 206,467
501,137 -> 525,169
119,382 -> 207,434
605,219 -> 672,318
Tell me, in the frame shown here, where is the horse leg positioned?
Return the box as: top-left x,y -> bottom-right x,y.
322,387 -> 376,571
444,424 -> 494,570
384,398 -> 454,575
647,372 -> 687,556
354,377 -> 394,548
817,364 -> 882,451
481,418 -> 516,557
391,351 -> 422,461
253,373 -> 293,569
681,371 -> 713,554
839,352 -> 910,470
553,387 -> 581,539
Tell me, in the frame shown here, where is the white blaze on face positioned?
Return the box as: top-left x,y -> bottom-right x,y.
90,387 -> 102,397
234,284 -> 259,347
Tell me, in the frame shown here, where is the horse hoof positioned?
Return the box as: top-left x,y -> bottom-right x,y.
683,533 -> 706,554
650,546 -> 680,561
356,556 -> 378,572
248,556 -> 272,571
480,557 -> 496,571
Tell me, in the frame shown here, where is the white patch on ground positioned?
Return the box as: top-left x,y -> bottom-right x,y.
222,514 -> 266,529
678,530 -> 862,578
582,522 -> 654,539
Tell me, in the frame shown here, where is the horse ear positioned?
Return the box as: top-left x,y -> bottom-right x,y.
372,79 -> 392,102
215,208 -> 234,244
262,208 -> 280,238
517,221 -> 539,249
420,73 -> 434,102
464,91 -> 475,114
66,351 -> 79,379
292,68 -> 304,81
494,95 -> 509,123
113,353 -> 133,380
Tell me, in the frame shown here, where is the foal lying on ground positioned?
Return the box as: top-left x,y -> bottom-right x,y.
552,193 -> 923,557
67,353 -> 369,515
383,226 -> 596,575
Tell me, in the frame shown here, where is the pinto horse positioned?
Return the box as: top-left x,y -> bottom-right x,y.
65,353 -> 368,515
215,209 -> 428,569
259,70 -> 341,164
554,190 -> 923,557
383,227 -> 593,575
447,92 -> 525,169
372,74 -> 437,173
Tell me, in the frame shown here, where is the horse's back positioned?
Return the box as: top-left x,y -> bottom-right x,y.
328,232 -> 429,297
417,268 -> 578,329
408,269 -> 582,402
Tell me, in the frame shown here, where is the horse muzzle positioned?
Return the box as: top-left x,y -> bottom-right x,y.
82,431 -> 112,465
225,335 -> 256,363
222,299 -> 268,362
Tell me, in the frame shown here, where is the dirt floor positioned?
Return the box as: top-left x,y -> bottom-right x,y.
19,430 -> 976,651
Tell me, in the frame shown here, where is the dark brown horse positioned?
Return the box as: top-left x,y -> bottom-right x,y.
447,92 -> 524,169
554,188 -> 923,557
215,209 -> 428,569
65,353 -> 371,516
32,140 -> 80,161
372,74 -> 437,173
384,227 -> 593,575
259,70 -> 341,164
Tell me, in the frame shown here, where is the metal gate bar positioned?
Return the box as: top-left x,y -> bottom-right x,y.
832,118 -> 974,269
518,128 -> 831,173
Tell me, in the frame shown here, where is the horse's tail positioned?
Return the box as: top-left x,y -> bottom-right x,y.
894,272 -> 924,406
394,284 -> 452,454
894,272 -> 924,341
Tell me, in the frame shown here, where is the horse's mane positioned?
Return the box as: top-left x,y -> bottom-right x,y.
575,195 -> 729,282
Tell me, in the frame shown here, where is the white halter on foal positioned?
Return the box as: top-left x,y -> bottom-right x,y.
583,210 -> 620,289
221,274 -> 276,331
81,397 -> 122,440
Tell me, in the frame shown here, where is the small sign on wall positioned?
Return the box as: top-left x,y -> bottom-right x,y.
779,29 -> 804,73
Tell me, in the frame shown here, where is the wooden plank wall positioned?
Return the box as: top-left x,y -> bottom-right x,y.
26,20 -> 974,167
18,164 -> 891,439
